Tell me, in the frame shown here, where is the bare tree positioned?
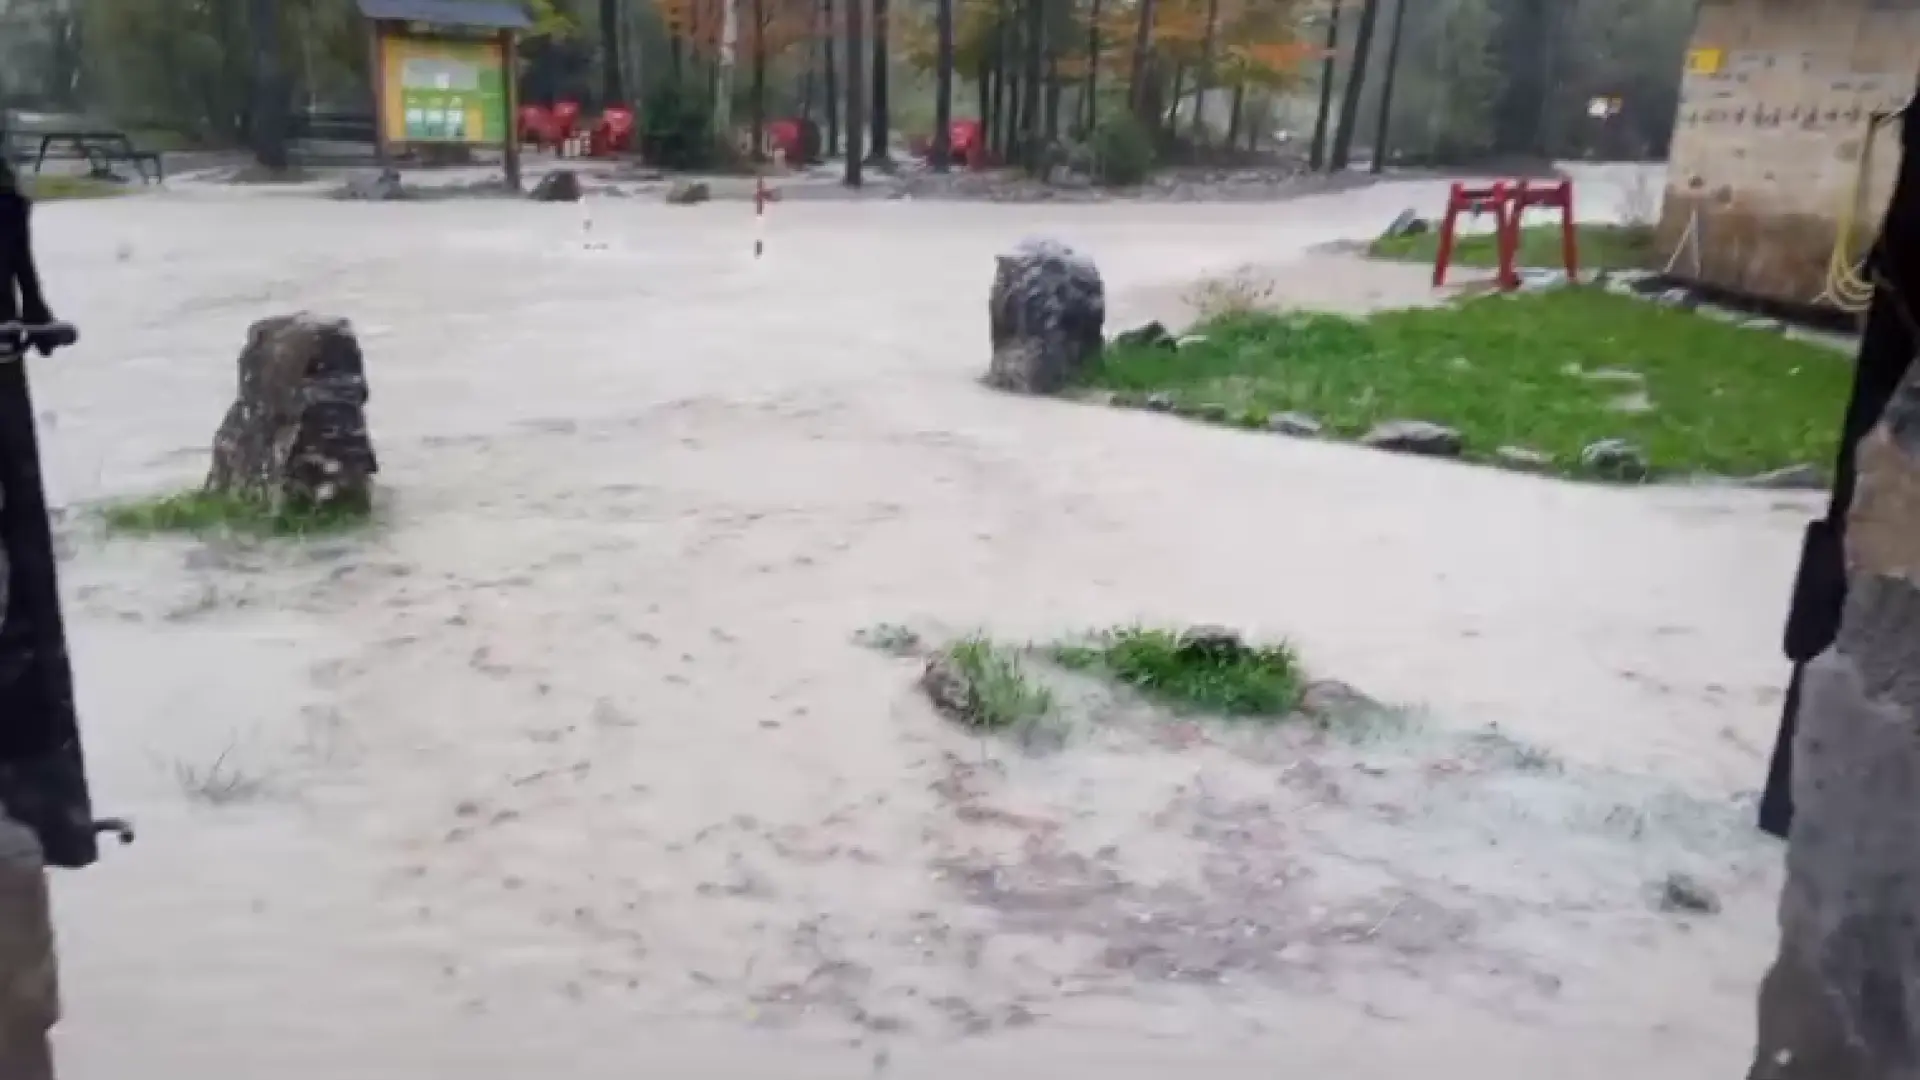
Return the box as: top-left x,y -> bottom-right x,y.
1307,0 -> 1341,170
599,0 -> 625,106
869,0 -> 891,161
1328,0 -> 1379,170
248,0 -> 288,168
932,0 -> 954,168
844,0 -> 865,185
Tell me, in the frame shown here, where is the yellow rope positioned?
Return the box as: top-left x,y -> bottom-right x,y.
1819,108 -> 1900,313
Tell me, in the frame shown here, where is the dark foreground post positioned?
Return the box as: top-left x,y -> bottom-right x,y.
1762,93 -> 1920,840
1750,88 -> 1920,1079
0,156 -> 130,1080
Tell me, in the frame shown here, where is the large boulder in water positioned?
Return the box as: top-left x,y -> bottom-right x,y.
208,314 -> 377,514
985,238 -> 1105,394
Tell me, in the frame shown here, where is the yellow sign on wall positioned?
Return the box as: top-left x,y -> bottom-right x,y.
378,34 -> 507,145
1686,47 -> 1725,76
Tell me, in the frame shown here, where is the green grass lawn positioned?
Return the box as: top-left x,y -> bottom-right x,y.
1369,223 -> 1656,272
24,174 -> 133,201
1085,288 -> 1850,480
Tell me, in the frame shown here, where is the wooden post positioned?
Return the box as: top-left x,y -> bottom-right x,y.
368,24 -> 390,166
501,30 -> 521,191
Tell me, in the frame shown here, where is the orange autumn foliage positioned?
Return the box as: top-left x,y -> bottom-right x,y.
656,0 -> 816,61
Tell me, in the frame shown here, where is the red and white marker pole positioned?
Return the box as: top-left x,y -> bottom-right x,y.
754,171 -> 767,259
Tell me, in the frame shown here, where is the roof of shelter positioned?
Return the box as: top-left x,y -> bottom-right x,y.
354,0 -> 531,29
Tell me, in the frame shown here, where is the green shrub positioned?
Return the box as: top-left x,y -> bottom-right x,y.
1089,114 -> 1156,187
640,81 -> 716,170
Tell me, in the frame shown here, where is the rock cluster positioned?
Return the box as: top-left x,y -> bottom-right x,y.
207,314 -> 378,515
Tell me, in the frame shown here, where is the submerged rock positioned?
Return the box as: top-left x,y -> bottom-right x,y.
1360,419 -> 1464,458
664,179 -> 711,205
529,169 -> 584,202
1740,463 -> 1826,490
339,168 -> 406,201
985,238 -> 1106,394
1580,438 -> 1649,482
1266,411 -> 1323,437
1111,321 -> 1177,351
1495,445 -> 1555,472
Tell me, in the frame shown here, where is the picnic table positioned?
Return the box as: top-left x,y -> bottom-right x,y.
26,129 -> 163,183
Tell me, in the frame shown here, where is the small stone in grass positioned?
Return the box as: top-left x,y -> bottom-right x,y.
1360,419 -> 1464,458
1193,402 -> 1231,422
1144,392 -> 1176,413
1266,412 -> 1323,437
1580,438 -> 1649,481
1175,334 -> 1210,349
1495,445 -> 1554,471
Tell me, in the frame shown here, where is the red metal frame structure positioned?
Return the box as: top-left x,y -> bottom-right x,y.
1432,177 -> 1580,291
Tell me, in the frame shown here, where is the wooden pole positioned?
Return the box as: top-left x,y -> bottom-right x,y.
368,25 -> 390,167
502,29 -> 521,191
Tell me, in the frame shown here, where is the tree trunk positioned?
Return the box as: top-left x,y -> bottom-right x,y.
932,0 -> 954,169
977,63 -> 992,154
1226,80 -> 1244,147
824,0 -> 840,155
248,0 -> 289,169
1328,0 -> 1379,171
1749,90 -> 1920,1080
1126,0 -> 1155,120
1021,0 -> 1043,171
1165,63 -> 1184,135
990,5 -> 1009,159
1186,0 -> 1220,142
717,0 -> 739,140
801,32 -> 818,121
1083,0 -> 1100,133
1307,0 -> 1340,170
869,0 -> 891,161
844,0 -> 865,184
1368,0 -> 1406,174
599,0 -> 625,107
750,0 -> 766,158
1044,55 -> 1062,144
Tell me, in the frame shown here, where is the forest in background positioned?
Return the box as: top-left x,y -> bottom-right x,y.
0,0 -> 1698,178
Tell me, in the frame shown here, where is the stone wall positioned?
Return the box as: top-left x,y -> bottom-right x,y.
1656,0 -> 1920,308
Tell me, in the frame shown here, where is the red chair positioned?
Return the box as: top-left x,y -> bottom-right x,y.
950,119 -> 983,167
551,100 -> 582,142
518,105 -> 558,150
594,107 -> 636,156
766,118 -> 800,163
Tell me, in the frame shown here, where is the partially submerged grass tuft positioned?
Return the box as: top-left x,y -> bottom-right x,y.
1084,289 -> 1848,479
102,489 -> 370,538
172,744 -> 272,806
1368,223 -> 1656,273
1052,626 -> 1303,718
940,636 -> 1056,732
25,174 -> 134,201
